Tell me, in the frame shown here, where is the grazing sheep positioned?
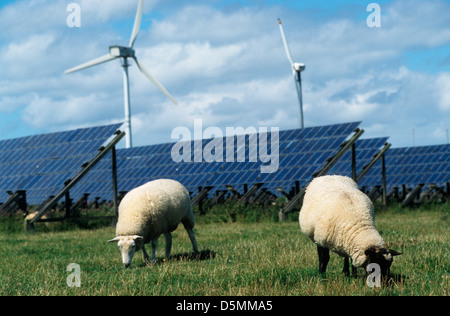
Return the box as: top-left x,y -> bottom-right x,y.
299,175 -> 401,277
108,179 -> 199,268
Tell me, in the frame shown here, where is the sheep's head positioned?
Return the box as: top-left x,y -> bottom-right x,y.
108,235 -> 144,268
365,247 -> 402,276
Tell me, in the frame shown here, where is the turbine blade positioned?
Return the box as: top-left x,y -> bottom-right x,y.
65,54 -> 118,74
129,0 -> 144,48
133,57 -> 178,105
278,18 -> 294,66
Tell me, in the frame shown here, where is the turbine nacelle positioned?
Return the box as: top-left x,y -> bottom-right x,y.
110,46 -> 136,58
293,62 -> 305,73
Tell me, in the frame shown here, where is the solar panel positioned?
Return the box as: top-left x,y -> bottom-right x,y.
71,122 -> 361,201
0,123 -> 123,205
358,143 -> 450,191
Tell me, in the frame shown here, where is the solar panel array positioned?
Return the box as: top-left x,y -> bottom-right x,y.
0,123 -> 122,205
71,122 -> 361,201
359,144 -> 450,191
2,121 -> 448,207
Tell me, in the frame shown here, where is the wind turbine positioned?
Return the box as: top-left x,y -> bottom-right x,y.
65,0 -> 177,148
278,18 -> 305,129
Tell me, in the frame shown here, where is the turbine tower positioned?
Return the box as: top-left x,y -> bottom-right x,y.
278,18 -> 305,129
65,0 -> 177,148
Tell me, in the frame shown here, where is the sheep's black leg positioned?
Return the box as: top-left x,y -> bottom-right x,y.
351,261 -> 357,278
317,245 -> 330,274
182,218 -> 199,254
142,246 -> 151,265
186,227 -> 199,254
150,239 -> 158,263
343,257 -> 350,276
164,233 -> 172,260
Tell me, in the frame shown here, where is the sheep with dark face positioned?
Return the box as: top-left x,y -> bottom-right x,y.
108,179 -> 199,268
299,175 -> 401,277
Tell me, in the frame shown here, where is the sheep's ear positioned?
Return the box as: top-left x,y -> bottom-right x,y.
389,249 -> 402,256
107,237 -> 121,243
132,235 -> 144,241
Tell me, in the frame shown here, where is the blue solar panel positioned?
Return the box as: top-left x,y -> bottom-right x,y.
359,143 -> 450,191
0,123 -> 122,205
72,122 -> 361,201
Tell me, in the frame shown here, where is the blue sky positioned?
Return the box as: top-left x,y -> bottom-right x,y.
0,0 -> 449,148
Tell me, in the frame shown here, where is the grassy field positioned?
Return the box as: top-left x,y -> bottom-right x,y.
0,201 -> 448,296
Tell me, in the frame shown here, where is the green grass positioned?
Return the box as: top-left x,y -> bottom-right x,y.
0,202 -> 448,296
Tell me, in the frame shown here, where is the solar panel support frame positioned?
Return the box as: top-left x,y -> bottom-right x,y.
238,182 -> 264,205
191,186 -> 214,215
356,143 -> 391,183
352,143 -> 357,181
208,190 -> 229,208
427,184 -> 449,202
26,130 -> 126,232
356,142 -> 391,206
418,185 -> 436,204
111,146 -> 119,224
280,128 -> 365,219
447,183 -> 450,199
225,185 -> 241,199
276,187 -> 290,199
401,183 -> 424,207
381,153 -> 387,205
0,190 -> 27,217
368,185 -> 382,201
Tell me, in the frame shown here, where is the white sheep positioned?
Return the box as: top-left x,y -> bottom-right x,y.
108,179 -> 199,268
299,175 -> 401,277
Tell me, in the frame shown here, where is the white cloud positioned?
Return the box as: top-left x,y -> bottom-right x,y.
2,34 -> 55,78
148,5 -> 278,44
436,72 -> 450,111
4,34 -> 54,60
133,41 -> 245,88
382,0 -> 450,48
21,93 -> 119,129
0,1 -> 64,40
0,94 -> 34,113
79,0 -> 160,24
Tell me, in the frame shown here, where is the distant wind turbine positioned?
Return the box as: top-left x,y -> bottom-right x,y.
278,18 -> 305,129
65,0 -> 177,148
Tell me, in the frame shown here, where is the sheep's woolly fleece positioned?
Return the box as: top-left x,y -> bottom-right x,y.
299,175 -> 385,267
116,179 -> 192,242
